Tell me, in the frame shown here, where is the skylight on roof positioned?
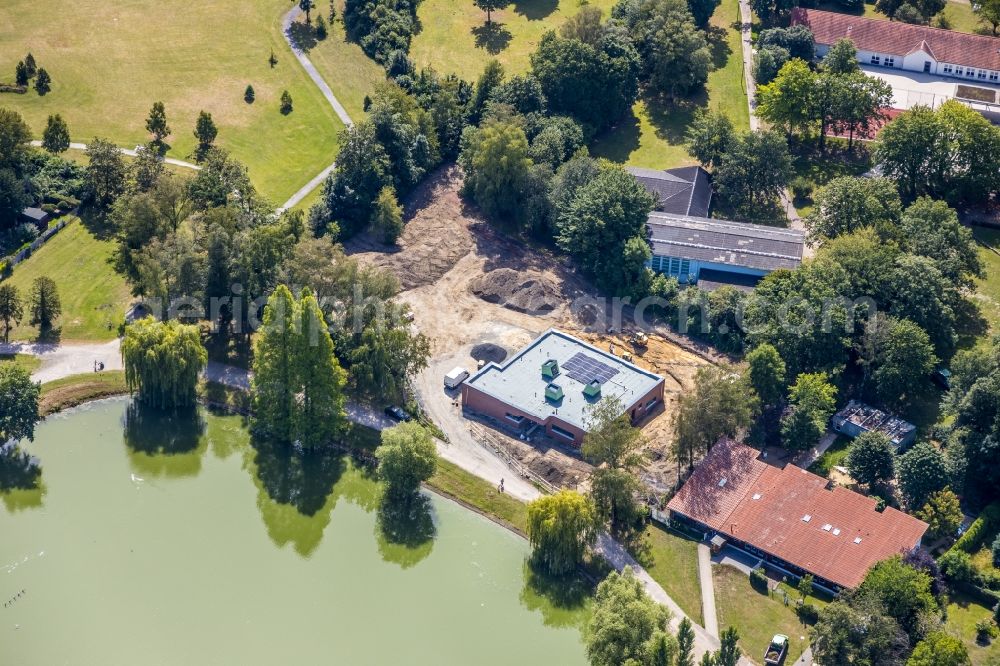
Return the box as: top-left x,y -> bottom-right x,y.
802,515 -> 811,522
752,493 -> 761,500
832,528 -> 841,536
854,537 -> 863,544
822,524 -> 832,531
718,478 -> 727,488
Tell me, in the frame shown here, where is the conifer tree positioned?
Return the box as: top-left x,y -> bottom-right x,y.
34,68 -> 51,96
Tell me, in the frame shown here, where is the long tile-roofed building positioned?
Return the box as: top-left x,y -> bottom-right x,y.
461,329 -> 665,446
668,439 -> 928,590
645,212 -> 805,286
792,8 -> 1000,80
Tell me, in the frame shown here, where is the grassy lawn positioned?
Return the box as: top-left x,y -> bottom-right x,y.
591,0 -> 749,170
3,217 -> 131,342
946,593 -> 1000,665
38,371 -> 128,416
807,435 -> 852,477
409,0 -> 619,82
789,143 -> 872,217
713,565 -> 815,665
295,3 -> 386,121
426,457 -> 529,534
973,228 -> 1000,338
0,353 -> 41,374
0,0 -> 342,204
635,524 -> 704,625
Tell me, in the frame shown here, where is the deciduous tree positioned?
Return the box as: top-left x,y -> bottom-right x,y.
898,441 -> 948,510
745,343 -> 786,408
872,317 -> 936,407
85,137 -> 128,209
846,431 -> 896,487
821,38 -> 859,74
917,488 -> 963,542
685,110 -> 735,169
376,421 -> 437,501
908,631 -> 970,666
370,185 -> 403,243
805,176 -> 901,243
473,0 -> 510,24
0,364 -> 40,443
459,119 -> 530,222
634,0 -> 712,98
674,364 -> 758,468
586,567 -> 672,666
781,372 -> 836,451
526,490 -> 598,575
193,111 -> 218,157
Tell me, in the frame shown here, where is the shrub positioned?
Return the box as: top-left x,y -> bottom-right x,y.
939,550 -> 978,586
993,534 -> 1000,567
797,602 -> 819,624
0,84 -> 28,94
953,503 -> 1000,554
790,176 -> 812,199
976,617 -> 997,642
750,566 -> 768,591
40,203 -> 56,214
55,200 -> 70,211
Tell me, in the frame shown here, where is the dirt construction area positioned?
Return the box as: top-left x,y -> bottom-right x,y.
346,165 -> 714,496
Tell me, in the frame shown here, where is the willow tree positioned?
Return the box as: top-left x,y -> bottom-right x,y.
251,285 -> 348,447
121,317 -> 207,409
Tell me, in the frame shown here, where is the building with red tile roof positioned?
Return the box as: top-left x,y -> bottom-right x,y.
791,8 -> 1000,84
667,439 -> 928,591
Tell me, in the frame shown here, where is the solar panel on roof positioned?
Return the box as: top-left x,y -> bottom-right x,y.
563,352 -> 620,385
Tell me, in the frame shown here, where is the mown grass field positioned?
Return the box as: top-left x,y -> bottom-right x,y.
0,353 -> 41,374
38,371 -> 128,416
409,0 -> 618,82
0,0 -> 342,204
973,228 -> 1000,339
591,0 -> 750,169
946,592 -> 1000,665
293,2 -> 386,121
3,217 -> 130,342
713,564 -> 816,665
427,458 -> 529,534
636,524 -> 704,624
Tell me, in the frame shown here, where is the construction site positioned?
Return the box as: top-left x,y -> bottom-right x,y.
347,166 -> 719,500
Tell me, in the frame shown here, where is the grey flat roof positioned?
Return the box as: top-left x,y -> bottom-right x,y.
628,166 -> 713,218
646,212 -> 805,272
21,207 -> 48,221
464,328 -> 664,431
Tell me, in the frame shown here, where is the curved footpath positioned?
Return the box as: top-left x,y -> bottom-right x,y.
29,141 -> 201,171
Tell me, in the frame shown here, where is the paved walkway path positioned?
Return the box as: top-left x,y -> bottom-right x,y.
794,430 -> 839,470
698,542 -> 720,638
29,141 -> 201,171
276,6 -> 354,213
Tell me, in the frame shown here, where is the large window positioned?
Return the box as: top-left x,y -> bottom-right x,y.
943,64 -> 953,74
956,66 -> 964,76
870,54 -> 881,65
884,56 -> 895,68
991,71 -> 999,82
652,255 -> 692,281
978,69 -> 988,80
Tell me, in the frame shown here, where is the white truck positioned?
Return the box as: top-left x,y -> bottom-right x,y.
444,366 -> 470,389
764,634 -> 788,665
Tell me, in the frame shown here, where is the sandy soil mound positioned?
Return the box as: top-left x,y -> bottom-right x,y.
469,268 -> 564,314
345,165 -> 475,290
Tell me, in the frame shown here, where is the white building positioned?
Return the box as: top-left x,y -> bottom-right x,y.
792,8 -> 1000,85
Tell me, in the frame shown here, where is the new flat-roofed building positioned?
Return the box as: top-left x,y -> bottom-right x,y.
461,329 -> 665,446
831,400 -> 917,450
645,212 -> 805,286
668,439 -> 928,591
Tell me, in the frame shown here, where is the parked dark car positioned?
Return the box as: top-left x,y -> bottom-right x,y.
384,406 -> 412,422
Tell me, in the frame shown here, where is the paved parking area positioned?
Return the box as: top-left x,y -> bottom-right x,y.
860,64 -> 1000,111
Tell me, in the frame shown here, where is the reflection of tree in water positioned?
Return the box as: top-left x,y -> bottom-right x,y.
0,446 -> 45,511
376,492 -> 436,569
249,437 -> 347,557
122,401 -> 207,477
520,561 -> 593,629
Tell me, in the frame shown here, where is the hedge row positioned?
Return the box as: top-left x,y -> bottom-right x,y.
952,503 -> 1000,555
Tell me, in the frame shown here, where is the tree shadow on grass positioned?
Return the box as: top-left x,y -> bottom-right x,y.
520,561 -> 593,629
77,205 -> 117,241
34,325 -> 61,345
512,0 -> 558,20
472,22 -> 513,55
287,20 -> 318,52
376,492 -> 436,569
706,25 -> 733,70
590,111 -> 642,163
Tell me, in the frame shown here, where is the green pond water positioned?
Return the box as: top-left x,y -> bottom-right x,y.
1,397 -> 589,665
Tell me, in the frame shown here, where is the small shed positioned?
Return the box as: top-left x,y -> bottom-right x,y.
20,207 -> 51,226
710,534 -> 728,554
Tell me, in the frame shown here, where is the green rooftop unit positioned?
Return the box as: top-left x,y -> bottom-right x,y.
583,380 -> 601,399
541,359 -> 560,380
545,382 -> 564,402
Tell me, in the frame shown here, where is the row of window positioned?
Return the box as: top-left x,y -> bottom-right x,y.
942,63 -> 999,82
870,54 -> 895,68
650,255 -> 691,279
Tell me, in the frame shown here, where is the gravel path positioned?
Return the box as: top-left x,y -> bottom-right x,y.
698,542 -> 721,638
29,141 -> 201,170
1,340 -> 123,383
276,6 -> 354,212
